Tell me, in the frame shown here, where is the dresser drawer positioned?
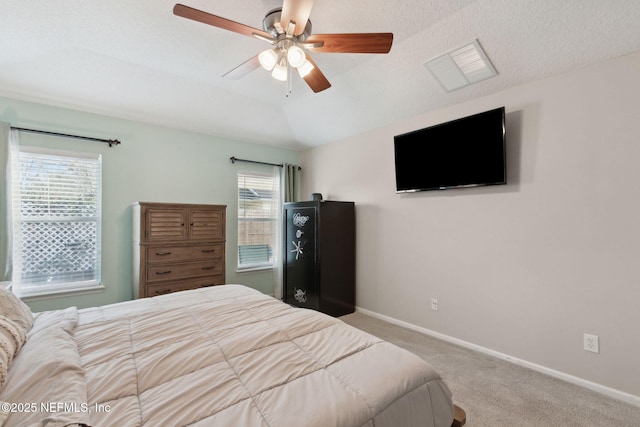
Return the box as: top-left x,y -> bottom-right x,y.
146,243 -> 223,263
146,259 -> 223,282
145,275 -> 224,297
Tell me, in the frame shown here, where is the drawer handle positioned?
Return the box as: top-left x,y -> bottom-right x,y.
201,249 -> 215,253
154,288 -> 172,295
200,283 -> 215,288
156,251 -> 172,256
201,266 -> 215,270
155,270 -> 172,275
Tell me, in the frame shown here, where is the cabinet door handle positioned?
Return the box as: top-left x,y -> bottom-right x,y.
201,266 -> 215,270
155,270 -> 172,275
156,251 -> 172,256
201,249 -> 215,253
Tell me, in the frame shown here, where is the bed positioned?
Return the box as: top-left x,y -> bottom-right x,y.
0,284 -> 458,426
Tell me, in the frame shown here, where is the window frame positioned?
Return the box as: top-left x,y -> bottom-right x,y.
10,146 -> 103,298
237,170 -> 279,272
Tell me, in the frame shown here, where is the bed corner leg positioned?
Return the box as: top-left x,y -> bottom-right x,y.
451,404 -> 466,427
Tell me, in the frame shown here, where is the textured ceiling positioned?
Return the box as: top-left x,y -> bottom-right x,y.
1,0 -> 639,150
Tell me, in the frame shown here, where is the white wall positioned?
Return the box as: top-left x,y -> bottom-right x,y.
0,96 -> 300,312
302,52 -> 640,399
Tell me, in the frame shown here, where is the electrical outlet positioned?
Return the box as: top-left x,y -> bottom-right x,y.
431,298 -> 439,311
583,333 -> 599,353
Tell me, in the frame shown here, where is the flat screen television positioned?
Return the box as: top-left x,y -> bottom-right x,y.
394,107 -> 506,193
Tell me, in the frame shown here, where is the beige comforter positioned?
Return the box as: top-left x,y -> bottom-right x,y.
0,285 -> 453,426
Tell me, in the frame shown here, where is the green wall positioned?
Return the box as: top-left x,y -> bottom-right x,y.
0,96 -> 300,312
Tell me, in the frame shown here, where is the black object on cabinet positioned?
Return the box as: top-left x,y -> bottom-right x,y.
283,200 -> 355,317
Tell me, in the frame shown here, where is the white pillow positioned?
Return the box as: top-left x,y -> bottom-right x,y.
0,288 -> 33,332
0,288 -> 33,389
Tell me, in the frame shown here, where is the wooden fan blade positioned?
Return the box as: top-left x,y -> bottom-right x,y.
222,55 -> 261,80
280,0 -> 315,36
306,33 -> 393,53
301,55 -> 331,93
173,4 -> 272,39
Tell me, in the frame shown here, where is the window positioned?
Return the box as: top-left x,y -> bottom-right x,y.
237,172 -> 279,270
11,147 -> 102,297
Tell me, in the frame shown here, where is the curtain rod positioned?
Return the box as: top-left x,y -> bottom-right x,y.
230,156 -> 301,170
10,126 -> 121,147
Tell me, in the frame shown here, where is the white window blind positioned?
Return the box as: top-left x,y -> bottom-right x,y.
11,147 -> 102,297
237,172 -> 278,270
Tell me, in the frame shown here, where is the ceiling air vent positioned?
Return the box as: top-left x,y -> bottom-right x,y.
424,40 -> 498,92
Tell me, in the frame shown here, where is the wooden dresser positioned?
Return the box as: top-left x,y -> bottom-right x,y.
133,202 -> 226,298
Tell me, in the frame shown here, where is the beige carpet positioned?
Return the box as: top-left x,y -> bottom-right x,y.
340,311 -> 640,427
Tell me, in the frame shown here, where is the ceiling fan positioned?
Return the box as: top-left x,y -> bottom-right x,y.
173,0 -> 393,95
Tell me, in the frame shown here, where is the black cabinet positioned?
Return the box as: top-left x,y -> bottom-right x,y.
283,200 -> 355,317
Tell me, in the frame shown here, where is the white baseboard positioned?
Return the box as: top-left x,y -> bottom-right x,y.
355,306 -> 640,408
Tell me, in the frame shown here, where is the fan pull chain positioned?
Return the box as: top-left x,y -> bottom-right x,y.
285,65 -> 293,97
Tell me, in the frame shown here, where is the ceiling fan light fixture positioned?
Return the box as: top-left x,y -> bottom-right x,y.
173,3 -> 394,95
258,48 -> 278,71
287,45 -> 306,68
272,63 -> 288,81
297,60 -> 314,78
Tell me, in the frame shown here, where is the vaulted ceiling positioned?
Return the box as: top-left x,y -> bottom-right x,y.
1,0 -> 639,149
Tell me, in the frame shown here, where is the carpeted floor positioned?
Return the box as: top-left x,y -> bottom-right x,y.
340,311 -> 640,427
